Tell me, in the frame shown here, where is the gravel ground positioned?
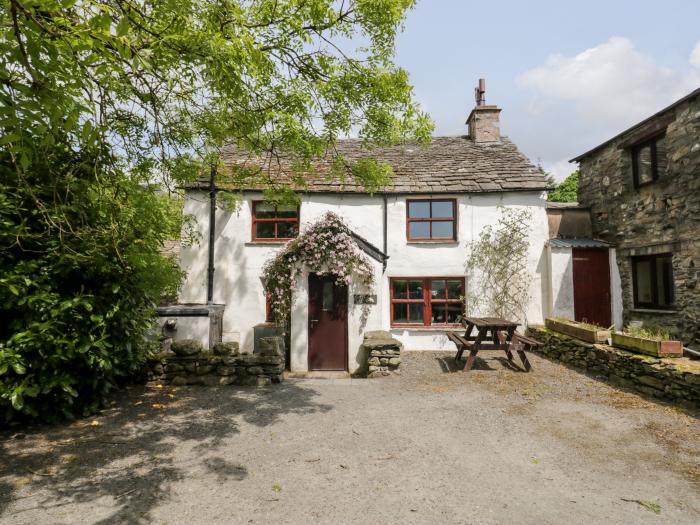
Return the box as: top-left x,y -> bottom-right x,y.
1,351 -> 699,525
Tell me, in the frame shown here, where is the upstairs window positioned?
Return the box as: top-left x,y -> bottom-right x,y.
632,254 -> 674,309
406,199 -> 456,241
632,134 -> 667,188
252,202 -> 299,241
390,277 -> 464,327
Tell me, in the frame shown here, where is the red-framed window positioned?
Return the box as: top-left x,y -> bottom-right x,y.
252,201 -> 299,241
406,199 -> 457,241
390,277 -> 464,327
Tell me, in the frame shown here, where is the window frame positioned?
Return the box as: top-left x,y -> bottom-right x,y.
251,201 -> 300,242
405,199 -> 457,241
631,253 -> 674,310
389,277 -> 465,328
631,133 -> 665,188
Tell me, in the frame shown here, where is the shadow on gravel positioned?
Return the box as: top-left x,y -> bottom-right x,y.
0,381 -> 331,523
435,355 -> 523,373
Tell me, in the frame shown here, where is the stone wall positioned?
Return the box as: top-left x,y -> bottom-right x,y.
576,92 -> 700,346
148,337 -> 285,387
361,331 -> 402,378
529,326 -> 700,407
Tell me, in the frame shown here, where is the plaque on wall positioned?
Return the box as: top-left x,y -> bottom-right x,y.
353,294 -> 377,305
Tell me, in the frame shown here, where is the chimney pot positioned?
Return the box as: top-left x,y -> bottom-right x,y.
467,78 -> 501,142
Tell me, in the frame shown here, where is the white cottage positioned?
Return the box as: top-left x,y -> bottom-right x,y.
177,94 -> 550,374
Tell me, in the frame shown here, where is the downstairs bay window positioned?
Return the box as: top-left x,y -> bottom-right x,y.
390,277 -> 465,327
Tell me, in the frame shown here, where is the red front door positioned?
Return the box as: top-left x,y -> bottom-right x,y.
308,274 -> 348,371
572,248 -> 612,327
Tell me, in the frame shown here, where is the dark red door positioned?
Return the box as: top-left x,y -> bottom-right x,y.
308,274 -> 348,371
572,248 -> 611,327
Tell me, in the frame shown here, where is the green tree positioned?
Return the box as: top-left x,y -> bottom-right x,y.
1,0 -> 431,422
548,171 -> 579,203
1,0 -> 432,186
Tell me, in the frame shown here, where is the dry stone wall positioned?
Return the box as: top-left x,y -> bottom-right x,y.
361,331 -> 402,378
148,337 -> 285,387
529,326 -> 700,408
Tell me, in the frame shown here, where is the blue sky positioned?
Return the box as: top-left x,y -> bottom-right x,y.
394,0 -> 700,180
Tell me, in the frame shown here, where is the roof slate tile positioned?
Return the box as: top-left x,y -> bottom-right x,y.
209,136 -> 547,194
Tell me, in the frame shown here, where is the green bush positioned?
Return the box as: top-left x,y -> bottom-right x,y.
548,171 -> 579,203
0,146 -> 182,423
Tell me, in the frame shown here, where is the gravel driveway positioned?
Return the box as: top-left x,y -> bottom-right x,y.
1,351 -> 699,524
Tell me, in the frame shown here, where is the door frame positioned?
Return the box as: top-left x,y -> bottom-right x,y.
572,247 -> 612,327
307,273 -> 349,372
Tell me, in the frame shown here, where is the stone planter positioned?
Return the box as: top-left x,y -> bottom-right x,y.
545,318 -> 610,344
611,332 -> 683,358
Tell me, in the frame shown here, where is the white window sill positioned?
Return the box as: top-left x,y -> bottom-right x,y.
245,241 -> 288,246
406,240 -> 459,245
390,326 -> 464,332
629,308 -> 678,315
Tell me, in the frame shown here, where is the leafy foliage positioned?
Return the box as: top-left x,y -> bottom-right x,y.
466,207 -> 533,323
1,0 -> 433,192
548,171 -> 579,202
0,146 -> 182,423
1,0 -> 429,422
262,212 -> 374,326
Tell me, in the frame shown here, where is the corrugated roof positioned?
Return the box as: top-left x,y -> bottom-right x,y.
549,238 -> 610,249
191,136 -> 548,194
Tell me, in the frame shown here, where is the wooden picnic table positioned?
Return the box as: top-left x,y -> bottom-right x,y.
447,316 -> 535,372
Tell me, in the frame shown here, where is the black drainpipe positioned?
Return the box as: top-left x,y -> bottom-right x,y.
206,164 -> 217,304
382,193 -> 388,272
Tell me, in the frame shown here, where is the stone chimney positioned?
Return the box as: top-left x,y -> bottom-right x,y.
466,78 -> 501,142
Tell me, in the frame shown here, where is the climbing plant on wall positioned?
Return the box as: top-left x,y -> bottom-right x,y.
262,212 -> 374,326
466,207 -> 533,323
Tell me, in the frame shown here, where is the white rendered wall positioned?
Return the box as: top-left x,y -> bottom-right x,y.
548,246 -> 575,319
178,190 -> 550,362
610,249 -> 623,330
546,245 -> 622,329
289,260 -> 383,374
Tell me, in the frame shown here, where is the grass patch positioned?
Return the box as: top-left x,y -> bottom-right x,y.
623,324 -> 674,341
552,317 -> 605,330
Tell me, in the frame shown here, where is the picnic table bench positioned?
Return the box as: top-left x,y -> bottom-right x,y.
447,316 -> 541,372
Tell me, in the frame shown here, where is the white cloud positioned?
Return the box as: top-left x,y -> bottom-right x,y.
544,159 -> 577,182
517,37 -> 700,129
691,40 -> 700,69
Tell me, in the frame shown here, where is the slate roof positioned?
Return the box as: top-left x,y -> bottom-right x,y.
204,136 -> 547,194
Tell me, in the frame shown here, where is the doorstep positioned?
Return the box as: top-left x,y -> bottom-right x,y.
284,371 -> 351,379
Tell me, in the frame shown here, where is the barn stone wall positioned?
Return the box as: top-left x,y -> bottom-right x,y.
577,93 -> 700,346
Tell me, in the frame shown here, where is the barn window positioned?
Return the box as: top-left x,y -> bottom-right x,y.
632,134 -> 667,188
632,253 -> 674,309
